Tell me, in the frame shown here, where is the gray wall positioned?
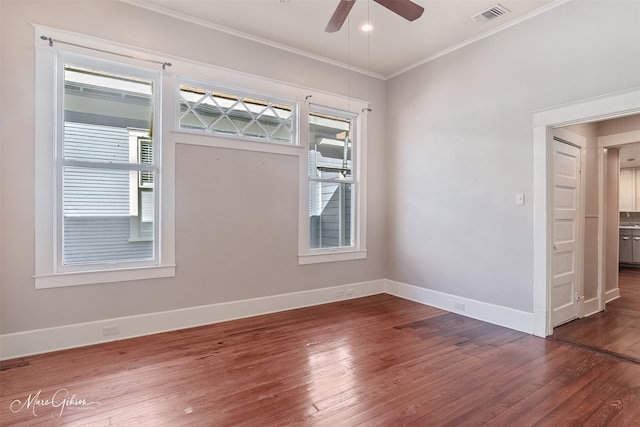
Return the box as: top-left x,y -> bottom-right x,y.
385,0 -> 640,313
0,0 -> 386,333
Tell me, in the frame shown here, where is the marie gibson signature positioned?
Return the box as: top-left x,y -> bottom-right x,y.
9,388 -> 100,419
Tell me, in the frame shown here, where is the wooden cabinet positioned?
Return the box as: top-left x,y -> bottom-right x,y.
620,229 -> 633,263
619,227 -> 640,264
619,168 -> 640,212
633,235 -> 640,263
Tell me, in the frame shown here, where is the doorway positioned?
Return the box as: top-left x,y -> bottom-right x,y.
552,126 -> 640,361
532,87 -> 640,337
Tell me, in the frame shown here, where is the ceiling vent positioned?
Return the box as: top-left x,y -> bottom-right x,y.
472,4 -> 510,23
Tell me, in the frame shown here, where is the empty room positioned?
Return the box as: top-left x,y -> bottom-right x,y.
1,0 -> 640,425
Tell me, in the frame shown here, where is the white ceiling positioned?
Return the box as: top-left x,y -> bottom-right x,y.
125,0 -> 562,78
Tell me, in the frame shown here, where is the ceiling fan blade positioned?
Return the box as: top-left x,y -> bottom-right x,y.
325,0 -> 356,33
373,0 -> 424,21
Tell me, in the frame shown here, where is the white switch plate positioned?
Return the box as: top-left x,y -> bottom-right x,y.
516,193 -> 525,205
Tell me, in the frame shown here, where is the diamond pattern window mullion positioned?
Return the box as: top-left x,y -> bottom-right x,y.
181,94 -> 213,131
178,82 -> 296,145
242,103 -> 271,138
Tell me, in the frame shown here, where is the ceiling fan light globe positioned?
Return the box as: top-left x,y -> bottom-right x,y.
361,23 -> 374,32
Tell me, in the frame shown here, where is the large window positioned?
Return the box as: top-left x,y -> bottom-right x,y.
61,64 -> 156,265
35,30 -> 175,288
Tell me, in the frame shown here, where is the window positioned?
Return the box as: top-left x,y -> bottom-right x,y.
61,62 -> 157,267
299,104 -> 367,264
308,107 -> 354,248
34,28 -> 175,288
178,81 -> 297,145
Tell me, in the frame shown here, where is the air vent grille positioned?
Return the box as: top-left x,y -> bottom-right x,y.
472,4 -> 510,23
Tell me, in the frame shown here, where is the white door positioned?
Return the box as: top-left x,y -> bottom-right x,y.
551,139 -> 582,327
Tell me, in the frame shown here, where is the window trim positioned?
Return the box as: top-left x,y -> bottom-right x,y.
34,25 -> 176,289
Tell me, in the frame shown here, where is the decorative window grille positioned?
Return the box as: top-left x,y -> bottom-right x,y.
178,83 -> 296,145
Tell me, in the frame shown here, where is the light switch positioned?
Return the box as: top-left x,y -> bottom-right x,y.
516,193 -> 525,205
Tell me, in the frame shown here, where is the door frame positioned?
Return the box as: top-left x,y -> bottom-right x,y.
532,87 -> 640,337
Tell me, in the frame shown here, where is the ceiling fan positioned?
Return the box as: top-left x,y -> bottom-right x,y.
325,0 -> 424,33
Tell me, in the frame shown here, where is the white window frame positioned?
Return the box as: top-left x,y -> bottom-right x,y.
34,26 -> 176,288
298,101 -> 368,265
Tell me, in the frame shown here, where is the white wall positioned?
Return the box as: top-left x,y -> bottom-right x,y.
385,0 -> 640,313
0,1 -> 386,334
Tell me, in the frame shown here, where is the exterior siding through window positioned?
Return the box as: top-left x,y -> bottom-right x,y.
62,122 -> 153,263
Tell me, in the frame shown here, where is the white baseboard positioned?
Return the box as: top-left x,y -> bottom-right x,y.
581,296 -> 602,317
1,278 -> 540,360
384,279 -> 534,334
0,279 -> 385,360
605,287 -> 620,304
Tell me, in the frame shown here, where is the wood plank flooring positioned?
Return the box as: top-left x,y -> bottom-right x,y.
553,267 -> 640,363
2,294 -> 640,426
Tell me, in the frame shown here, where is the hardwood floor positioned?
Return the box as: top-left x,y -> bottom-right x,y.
553,267 -> 640,363
2,294 -> 640,426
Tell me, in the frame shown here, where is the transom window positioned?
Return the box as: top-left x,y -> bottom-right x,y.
179,82 -> 296,145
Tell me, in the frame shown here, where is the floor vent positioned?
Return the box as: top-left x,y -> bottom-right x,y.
472,4 -> 510,23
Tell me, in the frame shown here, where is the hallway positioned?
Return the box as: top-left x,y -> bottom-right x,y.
552,267 -> 640,363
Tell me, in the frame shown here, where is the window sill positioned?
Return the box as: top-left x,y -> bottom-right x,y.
170,130 -> 303,157
298,249 -> 367,265
34,265 -> 176,289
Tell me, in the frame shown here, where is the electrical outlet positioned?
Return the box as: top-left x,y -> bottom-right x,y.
103,325 -> 119,336
336,290 -> 345,299
454,302 -> 465,311
345,288 -> 353,297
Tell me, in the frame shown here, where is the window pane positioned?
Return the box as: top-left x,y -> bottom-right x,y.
63,66 -> 153,162
309,181 -> 352,249
63,166 -> 153,264
61,64 -> 155,266
179,84 -> 295,144
308,111 -> 352,180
